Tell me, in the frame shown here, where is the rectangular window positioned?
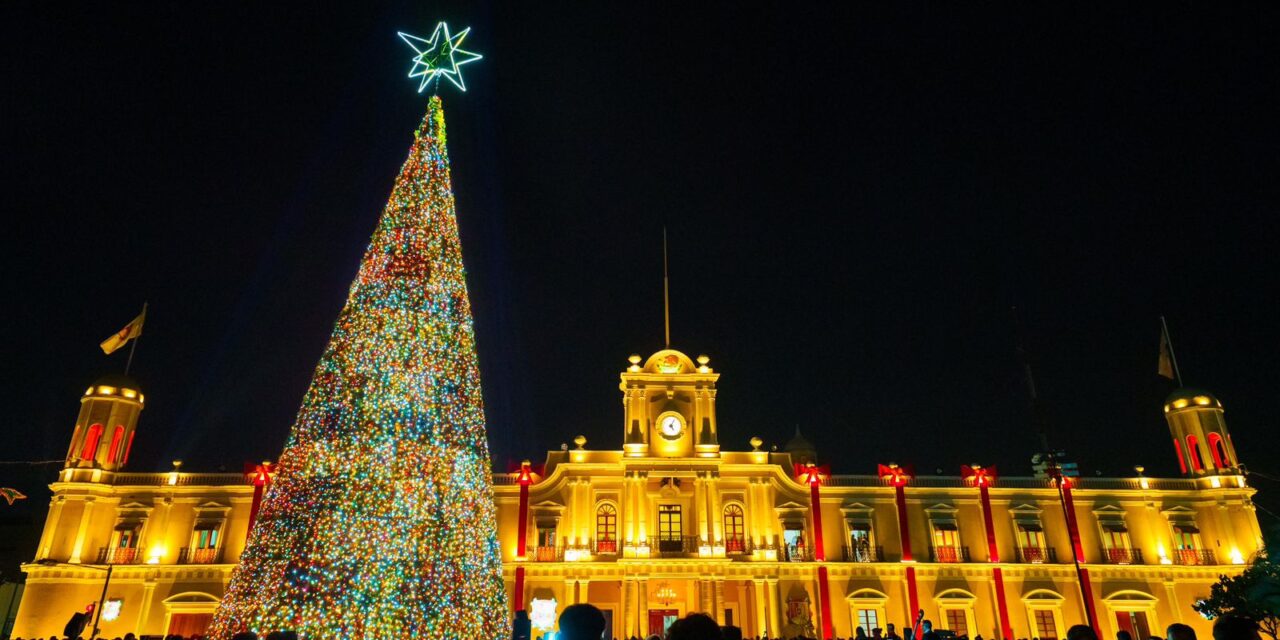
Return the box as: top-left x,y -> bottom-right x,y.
945,609 -> 968,636
658,505 -> 682,552
658,505 -> 682,540
1172,524 -> 1199,550
857,609 -> 879,635
1035,610 -> 1057,640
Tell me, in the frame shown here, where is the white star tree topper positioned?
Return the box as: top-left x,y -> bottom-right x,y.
398,22 -> 483,93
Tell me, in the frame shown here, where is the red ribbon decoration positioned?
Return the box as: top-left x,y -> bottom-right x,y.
793,463 -> 830,486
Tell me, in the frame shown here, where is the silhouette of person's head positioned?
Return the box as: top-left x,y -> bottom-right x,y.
1213,616 -> 1262,640
723,625 -> 744,640
1067,626 -> 1100,640
1167,623 -> 1197,640
560,604 -> 608,640
668,613 -> 722,640
231,633 -> 259,640
1119,630 -> 1135,640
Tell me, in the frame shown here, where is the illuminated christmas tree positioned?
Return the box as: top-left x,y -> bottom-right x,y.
209,24 -> 506,640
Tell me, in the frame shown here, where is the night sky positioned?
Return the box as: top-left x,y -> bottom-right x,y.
3,2 -> 1279,555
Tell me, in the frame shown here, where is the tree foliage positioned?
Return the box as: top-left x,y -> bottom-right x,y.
1195,540 -> 1280,640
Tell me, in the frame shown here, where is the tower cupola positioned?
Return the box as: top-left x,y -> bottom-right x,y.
620,349 -> 720,458
65,374 -> 145,476
1163,388 -> 1237,476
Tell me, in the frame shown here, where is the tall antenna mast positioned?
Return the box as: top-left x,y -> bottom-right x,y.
663,227 -> 671,348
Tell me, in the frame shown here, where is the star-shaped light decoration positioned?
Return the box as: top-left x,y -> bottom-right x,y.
398,22 -> 483,93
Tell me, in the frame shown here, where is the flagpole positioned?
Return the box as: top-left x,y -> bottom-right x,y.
125,302 -> 147,377
1160,315 -> 1184,387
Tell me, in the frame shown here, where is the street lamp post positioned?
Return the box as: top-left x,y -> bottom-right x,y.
37,559 -> 113,639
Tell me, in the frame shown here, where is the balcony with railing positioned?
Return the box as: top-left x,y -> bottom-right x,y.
656,535 -> 701,558
178,547 -> 222,564
1104,547 -> 1144,565
725,537 -> 751,556
533,546 -> 563,562
784,544 -> 815,562
96,547 -> 142,564
1017,546 -> 1058,564
929,545 -> 970,563
843,545 -> 883,563
1174,548 -> 1216,565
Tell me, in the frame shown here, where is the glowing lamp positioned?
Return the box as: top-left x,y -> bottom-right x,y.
97,386 -> 116,396
147,545 -> 165,564
529,598 -> 557,631
1194,396 -> 1212,406
101,598 -> 123,622
1210,476 -> 1222,488
1231,549 -> 1245,564
1173,399 -> 1189,409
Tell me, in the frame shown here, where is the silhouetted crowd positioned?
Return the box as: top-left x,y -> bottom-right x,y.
1,609 -> 1267,640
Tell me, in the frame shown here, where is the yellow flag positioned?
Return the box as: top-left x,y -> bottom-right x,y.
1158,329 -> 1175,380
100,307 -> 146,355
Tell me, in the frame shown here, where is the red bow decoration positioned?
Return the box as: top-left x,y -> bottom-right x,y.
877,463 -> 914,486
794,463 -> 830,486
508,460 -> 544,485
244,461 -> 276,487
961,464 -> 999,486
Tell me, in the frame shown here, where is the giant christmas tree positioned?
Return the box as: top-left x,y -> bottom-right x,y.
208,28 -> 506,638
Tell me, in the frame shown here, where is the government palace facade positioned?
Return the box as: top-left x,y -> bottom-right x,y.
12,348 -> 1262,640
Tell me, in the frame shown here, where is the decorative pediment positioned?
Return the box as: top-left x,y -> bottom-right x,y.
775,501 -> 809,512
924,503 -> 957,515
1008,502 -> 1043,516
840,502 -> 875,517
1091,504 -> 1127,518
531,500 -> 565,511
1160,505 -> 1197,519
194,501 -> 231,516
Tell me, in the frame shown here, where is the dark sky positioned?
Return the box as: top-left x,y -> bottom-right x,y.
3,3 -> 1278,520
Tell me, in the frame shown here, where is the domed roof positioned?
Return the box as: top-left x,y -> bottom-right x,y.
1164,388 -> 1221,410
92,373 -> 141,391
785,426 -> 815,453
641,349 -> 697,374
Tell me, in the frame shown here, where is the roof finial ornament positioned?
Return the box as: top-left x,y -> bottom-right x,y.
663,226 -> 671,348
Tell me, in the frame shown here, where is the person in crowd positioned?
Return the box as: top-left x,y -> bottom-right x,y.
722,625 -> 743,640
885,623 -> 902,640
559,603 -> 608,640
1067,625 -> 1101,640
920,620 -> 940,640
231,633 -> 259,640
873,627 -> 885,639
1119,629 -> 1134,640
1167,623 -> 1197,640
857,627 -> 869,640
1213,615 -> 1262,640
668,613 -> 722,640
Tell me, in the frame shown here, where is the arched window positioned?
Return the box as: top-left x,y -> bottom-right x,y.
81,424 -> 104,461
724,504 -> 746,553
107,426 -> 125,463
1186,435 -> 1204,471
595,503 -> 617,553
1173,439 -> 1187,474
1207,433 -> 1231,469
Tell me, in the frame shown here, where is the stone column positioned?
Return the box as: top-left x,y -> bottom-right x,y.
623,578 -> 635,638
766,578 -> 781,637
637,473 -> 649,545
753,579 -> 768,637
136,576 -> 157,632
709,473 -> 724,545
714,579 -> 726,624
638,578 -> 649,636
700,579 -> 713,614
37,495 -> 66,559
565,579 -> 577,606
736,582 -> 748,630
696,473 -> 710,543
579,578 -> 591,606
69,497 -> 97,563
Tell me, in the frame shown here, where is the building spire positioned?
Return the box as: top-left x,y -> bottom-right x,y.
663,227 -> 671,348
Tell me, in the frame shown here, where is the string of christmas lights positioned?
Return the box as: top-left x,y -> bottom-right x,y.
207,96 -> 508,640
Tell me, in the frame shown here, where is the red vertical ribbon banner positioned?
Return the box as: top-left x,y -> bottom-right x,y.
797,464 -> 834,639
514,461 -> 535,613
879,464 -> 919,627
964,465 -> 1013,640
245,462 -> 275,536
1059,475 -> 1100,634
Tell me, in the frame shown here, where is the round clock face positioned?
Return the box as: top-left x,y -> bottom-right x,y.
660,415 -> 683,438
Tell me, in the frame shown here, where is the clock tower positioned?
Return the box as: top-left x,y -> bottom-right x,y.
620,349 -> 720,458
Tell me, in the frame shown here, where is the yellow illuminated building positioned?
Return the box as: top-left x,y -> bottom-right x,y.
13,352 -> 1263,640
